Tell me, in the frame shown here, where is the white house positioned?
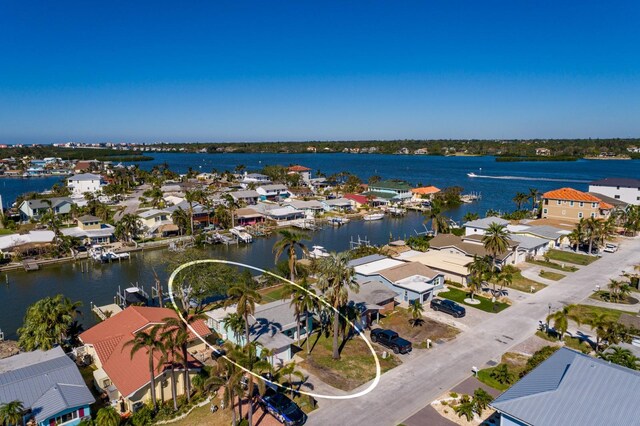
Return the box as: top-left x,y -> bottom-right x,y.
589,177 -> 640,206
67,173 -> 104,197
463,216 -> 510,236
256,184 -> 289,201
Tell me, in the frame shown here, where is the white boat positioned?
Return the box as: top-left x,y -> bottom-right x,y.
467,172 -> 477,177
328,217 -> 350,226
230,226 -> 253,243
308,245 -> 330,259
363,213 -> 385,221
387,206 -> 406,216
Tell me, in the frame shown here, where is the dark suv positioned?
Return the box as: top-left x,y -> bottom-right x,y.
370,328 -> 412,354
430,298 -> 466,318
258,388 -> 307,426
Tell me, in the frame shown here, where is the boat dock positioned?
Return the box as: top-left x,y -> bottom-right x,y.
230,227 -> 253,243
91,302 -> 123,321
22,260 -> 39,272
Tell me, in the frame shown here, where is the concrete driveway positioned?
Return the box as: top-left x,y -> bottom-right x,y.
306,237 -> 640,426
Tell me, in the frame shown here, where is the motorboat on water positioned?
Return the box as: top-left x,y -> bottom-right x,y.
363,212 -> 385,221
308,245 -> 330,259
467,172 -> 478,177
328,217 -> 350,226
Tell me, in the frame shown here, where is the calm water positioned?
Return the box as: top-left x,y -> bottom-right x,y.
1,153 -> 639,338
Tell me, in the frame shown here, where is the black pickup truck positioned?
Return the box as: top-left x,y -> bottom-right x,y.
430,298 -> 466,318
370,328 -> 412,354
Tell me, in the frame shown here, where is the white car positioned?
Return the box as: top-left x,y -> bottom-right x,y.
604,243 -> 618,253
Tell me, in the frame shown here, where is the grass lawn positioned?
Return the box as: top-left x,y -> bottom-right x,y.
259,284 -> 288,302
527,259 -> 578,272
170,397 -> 232,426
563,336 -> 592,354
0,229 -> 15,235
509,271 -> 547,292
588,291 -> 639,305
571,304 -> 628,322
546,249 -> 597,266
438,288 -> 510,313
299,332 -> 400,391
378,308 -> 459,347
476,352 -> 529,391
538,270 -> 565,281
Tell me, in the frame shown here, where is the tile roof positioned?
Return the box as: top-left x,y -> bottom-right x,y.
0,347 -> 94,424
491,348 -> 640,426
542,187 -> 602,202
411,186 -> 441,195
344,193 -> 368,204
288,165 -> 311,172
79,306 -> 209,397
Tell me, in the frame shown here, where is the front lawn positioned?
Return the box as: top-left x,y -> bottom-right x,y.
299,332 -> 400,391
546,249 -> 597,266
571,304 -> 628,323
588,291 -> 639,305
538,270 -> 565,281
476,352 -> 529,391
438,288 -> 509,313
258,284 -> 288,302
509,271 -> 547,292
169,397 -> 232,426
527,259 -> 578,272
378,308 -> 460,347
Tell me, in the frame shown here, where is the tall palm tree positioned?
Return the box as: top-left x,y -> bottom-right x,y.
171,207 -> 190,236
567,223 -> 584,252
143,186 -> 164,208
496,267 -> 514,292
512,192 -> 528,210
223,193 -> 240,229
588,312 -> 612,352
277,361 -> 306,398
223,312 -> 246,344
425,200 -> 449,235
224,284 -> 262,426
117,213 -> 142,243
317,252 -> 360,360
162,312 -> 206,403
466,255 -> 492,299
203,359 -> 244,426
18,294 -> 82,351
157,329 -> 184,411
282,279 -> 318,350
123,327 -> 165,410
546,305 -> 580,340
0,400 -> 24,426
95,406 -> 121,426
184,189 -> 206,235
408,299 -> 425,327
273,230 -> 309,282
481,222 -> 510,277
528,188 -> 540,210
585,217 -> 603,255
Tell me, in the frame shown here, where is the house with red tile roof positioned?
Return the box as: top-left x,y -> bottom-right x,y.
542,187 -> 613,222
411,186 -> 441,201
78,306 -> 211,413
287,165 -> 312,183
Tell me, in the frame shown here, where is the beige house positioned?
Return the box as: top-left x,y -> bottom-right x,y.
541,188 -> 613,223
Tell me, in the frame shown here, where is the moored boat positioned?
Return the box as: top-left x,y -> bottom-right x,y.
363,212 -> 385,221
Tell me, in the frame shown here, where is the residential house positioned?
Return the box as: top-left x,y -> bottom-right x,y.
67,173 -> 104,197
260,205 -> 304,223
287,165 -> 312,183
256,184 -> 289,201
78,306 -> 210,414
61,215 -> 115,245
366,180 -> 413,203
229,190 -> 260,205
73,160 -> 100,173
321,197 -> 353,212
347,279 -> 398,328
343,193 -> 369,209
206,299 -> 308,367
235,207 -> 265,226
589,177 -> 640,206
166,201 -> 212,228
541,188 -> 613,222
413,148 -> 429,155
428,233 -> 522,265
240,172 -> 271,187
491,348 -> 640,426
410,186 -> 441,202
19,197 -> 73,222
350,255 -> 445,304
507,224 -> 569,249
283,200 -> 324,217
0,230 -> 56,257
137,209 -> 176,237
463,216 -> 510,236
398,249 -> 471,285
0,346 -> 94,426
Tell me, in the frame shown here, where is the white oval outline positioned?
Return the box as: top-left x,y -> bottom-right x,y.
167,259 -> 381,400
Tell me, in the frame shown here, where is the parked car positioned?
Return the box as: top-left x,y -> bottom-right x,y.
604,243 -> 618,253
258,388 -> 307,426
370,328 -> 412,354
430,298 -> 466,318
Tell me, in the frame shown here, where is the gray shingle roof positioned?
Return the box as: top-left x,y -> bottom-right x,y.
23,197 -> 72,210
491,348 -> 640,426
463,216 -> 509,229
0,347 -> 94,423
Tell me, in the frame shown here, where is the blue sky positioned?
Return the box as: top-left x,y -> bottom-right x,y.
0,1 -> 639,143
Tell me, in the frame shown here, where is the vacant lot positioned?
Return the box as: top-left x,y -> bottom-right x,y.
299,332 -> 400,391
477,352 -> 529,391
539,270 -> 565,281
378,308 -> 459,347
546,249 -> 597,266
571,304 -> 628,322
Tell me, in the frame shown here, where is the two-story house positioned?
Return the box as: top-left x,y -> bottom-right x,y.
541,188 -> 613,222
18,197 -> 73,222
256,184 -> 289,201
366,180 -> 413,203
61,214 -> 115,245
67,173 -> 104,197
589,177 -> 640,206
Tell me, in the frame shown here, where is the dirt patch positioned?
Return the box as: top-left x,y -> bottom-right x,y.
378,308 -> 460,347
0,340 -> 19,359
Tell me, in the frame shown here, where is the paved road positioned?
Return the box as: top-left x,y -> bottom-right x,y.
306,238 -> 640,426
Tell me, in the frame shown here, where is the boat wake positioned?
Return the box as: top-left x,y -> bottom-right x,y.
469,174 -> 590,183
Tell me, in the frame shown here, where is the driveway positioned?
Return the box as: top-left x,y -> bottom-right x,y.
306,237 -> 640,426
423,303 -> 491,332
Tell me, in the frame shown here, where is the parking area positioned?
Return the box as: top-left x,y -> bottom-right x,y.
423,303 -> 492,331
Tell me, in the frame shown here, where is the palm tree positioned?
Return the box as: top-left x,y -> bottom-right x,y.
123,327 -> 165,410
454,395 -> 475,421
490,363 -> 513,385
546,305 -> 580,340
601,346 -> 640,370
171,207 -> 190,236
463,212 -> 480,222
513,192 -> 528,210
466,255 -> 492,299
157,329 -> 184,411
272,230 -> 309,282
608,279 -> 631,303
426,200 -> 449,235
223,312 -> 246,344
528,188 -> 540,210
408,300 -> 424,327
184,189 -> 204,236
496,267 -> 514,292
95,406 -> 121,426
18,294 -> 82,351
473,388 -> 493,415
116,213 -> 142,243
282,279 -> 318,350
162,312 -> 206,403
203,359 -> 244,426
585,217 -> 603,255
481,222 -> 510,275
224,284 -> 262,426
276,361 -> 306,397
567,220 -> 584,252
143,186 -> 164,208
223,193 -> 240,229
317,252 -> 360,360
0,400 -> 24,426
588,312 -> 612,352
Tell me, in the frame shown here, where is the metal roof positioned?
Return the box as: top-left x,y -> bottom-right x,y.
0,347 -> 94,423
462,216 -> 509,229
491,348 -> 640,426
590,177 -> 640,188
348,254 -> 387,267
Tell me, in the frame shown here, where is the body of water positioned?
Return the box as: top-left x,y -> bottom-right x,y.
1,153 -> 639,339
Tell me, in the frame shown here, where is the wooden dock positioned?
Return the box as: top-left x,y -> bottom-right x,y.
22,260 -> 39,272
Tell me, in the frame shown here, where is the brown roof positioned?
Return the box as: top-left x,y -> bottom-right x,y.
411,186 -> 441,195
235,208 -> 263,218
80,306 -> 210,397
543,188 -> 602,202
429,234 -> 512,260
288,165 -> 311,172
377,261 -> 440,282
